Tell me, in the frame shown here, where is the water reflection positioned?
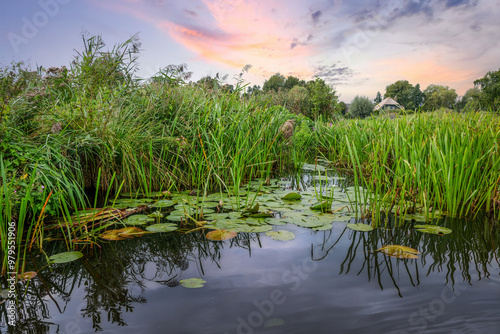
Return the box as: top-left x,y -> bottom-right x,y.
1,168 -> 499,333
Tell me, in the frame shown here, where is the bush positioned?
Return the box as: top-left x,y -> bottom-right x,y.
348,96 -> 374,118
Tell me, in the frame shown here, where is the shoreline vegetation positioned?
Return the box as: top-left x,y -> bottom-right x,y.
1,35 -> 499,275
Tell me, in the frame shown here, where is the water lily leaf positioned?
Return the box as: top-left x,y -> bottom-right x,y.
282,192 -> 302,200
147,211 -> 164,218
414,225 -> 452,235
346,223 -> 374,232
287,217 -> 324,228
180,278 -> 206,288
18,271 -> 37,281
204,213 -> 230,220
48,251 -> 83,264
152,200 -> 176,208
206,229 -> 238,241
123,214 -> 155,225
247,212 -> 274,218
266,230 -> 295,241
146,223 -> 179,233
312,224 -> 333,231
101,227 -> 148,240
311,201 -> 331,211
376,245 -> 421,259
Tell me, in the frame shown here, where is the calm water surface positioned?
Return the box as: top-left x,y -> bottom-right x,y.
2,172 -> 499,334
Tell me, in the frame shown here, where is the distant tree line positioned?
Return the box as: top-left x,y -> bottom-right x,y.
372,67 -> 500,113
244,73 -> 344,120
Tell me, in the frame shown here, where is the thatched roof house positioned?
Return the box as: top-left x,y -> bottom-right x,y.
374,97 -> 404,111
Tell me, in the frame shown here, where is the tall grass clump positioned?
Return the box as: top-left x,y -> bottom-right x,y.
312,110 -> 500,220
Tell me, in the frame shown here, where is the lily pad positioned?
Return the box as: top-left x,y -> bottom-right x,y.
282,192 -> 302,201
101,227 -> 149,240
311,201 -> 331,211
152,200 -> 176,208
48,251 -> 83,264
414,224 -> 452,235
346,223 -> 374,232
265,230 -> 295,241
205,229 -> 238,241
123,214 -> 155,225
146,223 -> 179,233
147,211 -> 164,218
18,271 -> 37,281
180,278 -> 206,288
376,245 -> 421,259
312,224 -> 333,231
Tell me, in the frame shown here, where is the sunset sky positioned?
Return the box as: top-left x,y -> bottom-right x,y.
1,0 -> 499,102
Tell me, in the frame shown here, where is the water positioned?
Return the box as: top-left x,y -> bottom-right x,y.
2,171 -> 500,333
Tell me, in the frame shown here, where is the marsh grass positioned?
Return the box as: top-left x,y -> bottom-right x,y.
314,111 -> 500,221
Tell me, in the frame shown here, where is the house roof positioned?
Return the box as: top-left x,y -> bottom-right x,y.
374,97 -> 404,111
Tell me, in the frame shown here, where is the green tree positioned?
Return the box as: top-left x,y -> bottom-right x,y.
374,91 -> 382,104
338,101 -> 348,115
474,68 -> 500,111
456,87 -> 482,111
284,76 -> 302,90
423,84 -> 457,111
384,80 -> 414,109
348,96 -> 374,118
411,84 -> 425,110
263,73 -> 286,92
305,77 -> 339,120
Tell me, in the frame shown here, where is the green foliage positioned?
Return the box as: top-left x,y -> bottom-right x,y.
423,84 -> 457,111
474,68 -> 500,111
348,96 -> 374,118
384,80 -> 414,109
263,73 -> 286,92
455,87 -> 482,111
374,91 -> 382,104
71,33 -> 141,97
305,77 -> 339,120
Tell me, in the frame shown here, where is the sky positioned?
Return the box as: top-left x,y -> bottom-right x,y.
1,0 -> 499,102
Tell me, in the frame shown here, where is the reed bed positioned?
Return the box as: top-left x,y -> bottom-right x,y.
313,110 -> 500,220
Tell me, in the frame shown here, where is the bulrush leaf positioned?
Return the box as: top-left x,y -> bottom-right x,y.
205,229 -> 237,241
376,245 -> 421,259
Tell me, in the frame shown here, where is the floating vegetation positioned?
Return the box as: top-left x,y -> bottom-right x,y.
146,223 -> 179,233
376,245 -> 421,259
414,224 -> 452,235
48,251 -> 84,264
179,278 -> 206,288
101,227 -> 149,241
346,223 -> 374,232
205,229 -> 238,241
265,230 -> 295,241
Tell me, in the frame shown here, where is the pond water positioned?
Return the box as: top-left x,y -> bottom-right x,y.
2,167 -> 500,334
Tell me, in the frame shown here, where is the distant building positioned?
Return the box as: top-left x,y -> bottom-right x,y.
374,97 -> 404,111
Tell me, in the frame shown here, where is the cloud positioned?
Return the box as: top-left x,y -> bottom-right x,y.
311,10 -> 322,24
314,63 -> 354,85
